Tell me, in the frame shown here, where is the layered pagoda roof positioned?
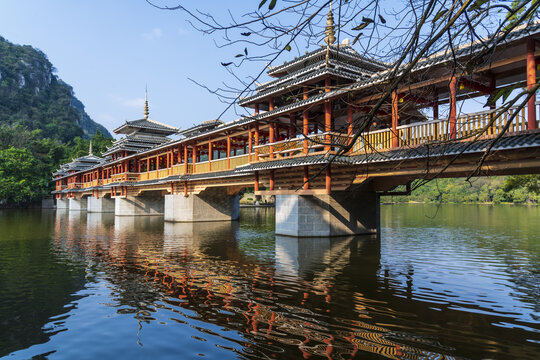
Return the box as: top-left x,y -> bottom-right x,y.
178,119 -> 224,138
113,118 -> 178,136
53,153 -> 103,177
239,44 -> 389,107
101,133 -> 172,157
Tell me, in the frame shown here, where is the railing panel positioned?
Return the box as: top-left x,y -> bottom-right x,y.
350,105 -> 537,154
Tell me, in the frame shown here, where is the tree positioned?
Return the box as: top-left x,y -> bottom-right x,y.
148,0 -> 540,193
0,147 -> 43,205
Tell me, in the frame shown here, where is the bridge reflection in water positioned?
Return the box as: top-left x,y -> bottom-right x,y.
34,208 -> 538,359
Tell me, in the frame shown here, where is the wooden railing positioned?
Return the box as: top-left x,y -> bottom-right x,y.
254,132 -> 352,158
351,105 -> 538,154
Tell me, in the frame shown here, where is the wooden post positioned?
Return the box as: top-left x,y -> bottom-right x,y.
433,90 -> 439,140
255,123 -> 260,161
269,122 -> 275,159
269,169 -> 274,190
289,113 -> 295,139
347,105 -> 353,146
325,165 -> 331,193
227,135 -> 231,169
254,171 -> 259,191
178,145 -> 182,163
449,77 -> 457,139
392,90 -> 399,148
208,139 -> 212,171
303,166 -> 309,190
527,37 -> 537,129
192,144 -> 197,173
303,87 -> 309,154
269,98 -> 275,159
166,151 -> 170,175
184,145 -> 188,173
184,182 -> 188,197
324,78 -> 332,152
248,126 -> 253,162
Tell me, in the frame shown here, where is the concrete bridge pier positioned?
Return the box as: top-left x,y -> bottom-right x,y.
69,197 -> 88,211
56,198 -> 69,209
275,191 -> 379,237
87,196 -> 115,213
115,191 -> 165,216
164,188 -> 240,222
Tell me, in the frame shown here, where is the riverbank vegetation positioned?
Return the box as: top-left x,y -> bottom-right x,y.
0,125 -> 112,207
384,176 -> 540,205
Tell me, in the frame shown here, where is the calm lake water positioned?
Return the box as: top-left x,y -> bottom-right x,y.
0,205 -> 538,359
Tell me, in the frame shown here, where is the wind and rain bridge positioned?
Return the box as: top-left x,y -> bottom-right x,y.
53,16 -> 540,237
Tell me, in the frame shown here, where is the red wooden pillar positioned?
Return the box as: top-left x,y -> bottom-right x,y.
324,78 -> 332,152
184,182 -> 188,197
166,151 -> 170,175
303,166 -> 309,190
254,171 -> 259,192
255,123 -> 260,161
269,98 -> 275,159
527,37 -> 537,129
325,165 -> 331,193
391,90 -> 399,148
289,114 -> 296,139
248,126 -> 253,162
192,144 -> 197,173
449,77 -> 457,139
303,87 -> 309,154
347,105 -> 353,145
207,139 -> 212,171
227,135 -> 231,169
184,145 -> 188,173
269,169 -> 274,191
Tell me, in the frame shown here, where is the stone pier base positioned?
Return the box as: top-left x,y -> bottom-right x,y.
56,198 -> 69,209
87,197 -> 115,213
115,193 -> 164,216
69,197 -> 88,211
164,188 -> 239,222
275,192 -> 379,237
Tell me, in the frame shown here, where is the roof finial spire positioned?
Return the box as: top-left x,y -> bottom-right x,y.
144,85 -> 149,119
324,2 -> 336,46
89,140 -> 93,156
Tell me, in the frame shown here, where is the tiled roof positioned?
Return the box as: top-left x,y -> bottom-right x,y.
267,45 -> 388,77
113,118 -> 178,135
178,119 -> 224,138
102,134 -> 171,156
238,64 -> 368,106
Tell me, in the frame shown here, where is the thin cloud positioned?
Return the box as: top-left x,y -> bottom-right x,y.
109,94 -> 145,108
142,27 -> 163,40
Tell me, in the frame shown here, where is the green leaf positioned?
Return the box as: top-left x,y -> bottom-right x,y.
378,14 -> 386,24
352,32 -> 363,45
352,23 -> 369,31
269,0 -> 277,10
432,9 -> 448,23
258,0 -> 267,10
235,54 -> 244,58
285,44 -> 291,51
361,17 -> 374,23
468,0 -> 488,12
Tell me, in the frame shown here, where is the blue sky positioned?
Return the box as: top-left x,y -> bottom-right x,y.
0,1 -> 509,136
0,1 -> 271,135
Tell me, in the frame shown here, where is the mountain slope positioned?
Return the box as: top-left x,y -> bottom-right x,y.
0,35 -> 111,142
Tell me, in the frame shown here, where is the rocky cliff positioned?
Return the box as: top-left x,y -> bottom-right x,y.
0,35 -> 111,142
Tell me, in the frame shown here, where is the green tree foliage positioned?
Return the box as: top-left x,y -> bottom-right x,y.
0,147 -> 43,205
385,176 -> 539,205
0,124 -> 112,207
